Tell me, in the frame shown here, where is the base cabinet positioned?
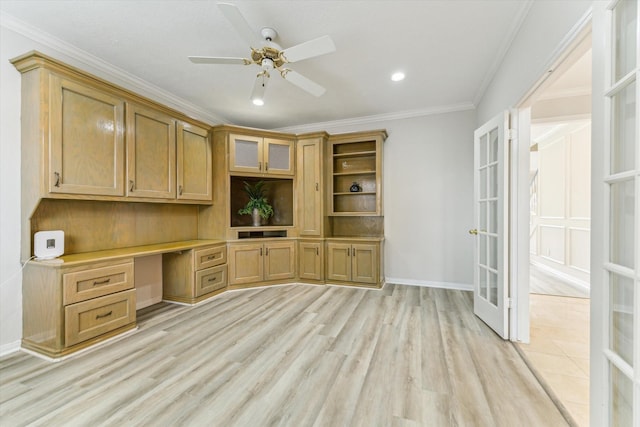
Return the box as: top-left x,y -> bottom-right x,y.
299,240 -> 324,281
22,259 -> 137,358
228,240 -> 296,286
163,243 -> 227,303
326,240 -> 382,286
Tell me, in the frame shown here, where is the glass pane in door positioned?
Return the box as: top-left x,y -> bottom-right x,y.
614,0 -> 637,82
610,363 -> 633,426
612,81 -> 636,174
610,272 -> 634,366
235,140 -> 259,168
489,271 -> 498,306
610,179 -> 635,268
479,267 -> 487,299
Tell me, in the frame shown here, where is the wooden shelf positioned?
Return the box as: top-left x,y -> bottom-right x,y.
329,131 -> 386,216
334,192 -> 376,196
332,150 -> 377,158
333,171 -> 376,176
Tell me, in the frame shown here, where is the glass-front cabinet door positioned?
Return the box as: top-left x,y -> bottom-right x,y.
264,138 -> 294,176
229,134 -> 263,174
229,134 -> 294,176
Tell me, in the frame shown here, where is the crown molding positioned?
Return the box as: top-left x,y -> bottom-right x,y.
1,11 -> 227,125
275,102 -> 475,134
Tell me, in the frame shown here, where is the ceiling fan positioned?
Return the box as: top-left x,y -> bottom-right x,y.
189,2 -> 336,105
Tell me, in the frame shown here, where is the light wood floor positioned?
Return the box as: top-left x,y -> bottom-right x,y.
0,284 -> 569,426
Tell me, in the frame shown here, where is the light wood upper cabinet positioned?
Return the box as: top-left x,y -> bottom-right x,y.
229,134 -> 294,176
296,135 -> 325,236
177,122 -> 212,201
126,103 -> 176,199
49,75 -> 125,196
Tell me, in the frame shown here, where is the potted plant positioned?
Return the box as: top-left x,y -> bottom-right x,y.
238,180 -> 274,226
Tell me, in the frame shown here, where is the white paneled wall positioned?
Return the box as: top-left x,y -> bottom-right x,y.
530,120 -> 591,286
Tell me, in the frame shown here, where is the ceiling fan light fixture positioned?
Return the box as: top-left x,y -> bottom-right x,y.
391,71 -> 405,82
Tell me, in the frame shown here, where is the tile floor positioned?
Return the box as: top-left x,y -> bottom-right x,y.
517,294 -> 590,427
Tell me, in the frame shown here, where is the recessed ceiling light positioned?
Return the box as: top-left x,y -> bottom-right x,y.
391,72 -> 405,82
252,98 -> 264,106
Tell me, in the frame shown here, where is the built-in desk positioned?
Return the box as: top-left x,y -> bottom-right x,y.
22,239 -> 226,358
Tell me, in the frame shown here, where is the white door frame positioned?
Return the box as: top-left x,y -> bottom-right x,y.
508,12 -> 593,345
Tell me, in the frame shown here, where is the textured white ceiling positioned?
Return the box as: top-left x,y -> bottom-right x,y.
1,0 -> 531,129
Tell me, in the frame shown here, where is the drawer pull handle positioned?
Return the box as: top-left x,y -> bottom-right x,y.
207,276 -> 217,282
178,185 -> 183,196
129,180 -> 135,192
93,278 -> 111,286
96,311 -> 112,320
54,172 -> 61,187
207,255 -> 216,260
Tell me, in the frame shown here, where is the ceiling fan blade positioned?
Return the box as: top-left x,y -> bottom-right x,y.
188,56 -> 249,65
281,69 -> 326,97
281,35 -> 336,63
250,73 -> 270,105
218,2 -> 262,48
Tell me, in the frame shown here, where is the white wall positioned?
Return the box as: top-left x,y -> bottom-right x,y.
477,0 -> 593,123
531,121 -> 591,286
282,110 -> 477,288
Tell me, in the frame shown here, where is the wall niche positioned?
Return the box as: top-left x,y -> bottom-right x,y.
229,176 -> 294,228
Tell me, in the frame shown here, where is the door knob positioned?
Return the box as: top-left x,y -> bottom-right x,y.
468,229 -> 478,235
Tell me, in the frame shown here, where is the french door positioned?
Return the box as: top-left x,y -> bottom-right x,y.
472,112 -> 510,338
601,0 -> 639,425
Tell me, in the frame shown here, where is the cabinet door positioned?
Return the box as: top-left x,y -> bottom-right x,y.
264,241 -> 296,281
297,139 -> 322,235
126,103 -> 176,199
326,242 -> 351,282
264,138 -> 294,176
228,243 -> 263,285
49,75 -> 125,196
352,243 -> 378,284
177,122 -> 212,201
229,134 -> 263,173
299,241 -> 323,281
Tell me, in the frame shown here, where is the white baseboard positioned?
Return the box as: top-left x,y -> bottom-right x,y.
385,277 -> 473,291
531,261 -> 590,290
0,340 -> 21,357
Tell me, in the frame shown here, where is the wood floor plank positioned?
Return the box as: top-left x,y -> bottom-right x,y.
0,284 -> 569,427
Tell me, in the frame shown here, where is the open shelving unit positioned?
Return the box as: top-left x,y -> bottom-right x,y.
329,132 -> 385,216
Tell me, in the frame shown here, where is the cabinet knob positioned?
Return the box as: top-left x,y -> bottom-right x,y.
129,180 -> 135,192
53,172 -> 61,187
258,162 -> 262,171
178,185 -> 183,196
315,183 -> 319,191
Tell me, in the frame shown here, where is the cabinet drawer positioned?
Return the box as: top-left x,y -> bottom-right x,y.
195,245 -> 227,270
63,262 -> 134,305
65,289 -> 136,347
195,265 -> 227,297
